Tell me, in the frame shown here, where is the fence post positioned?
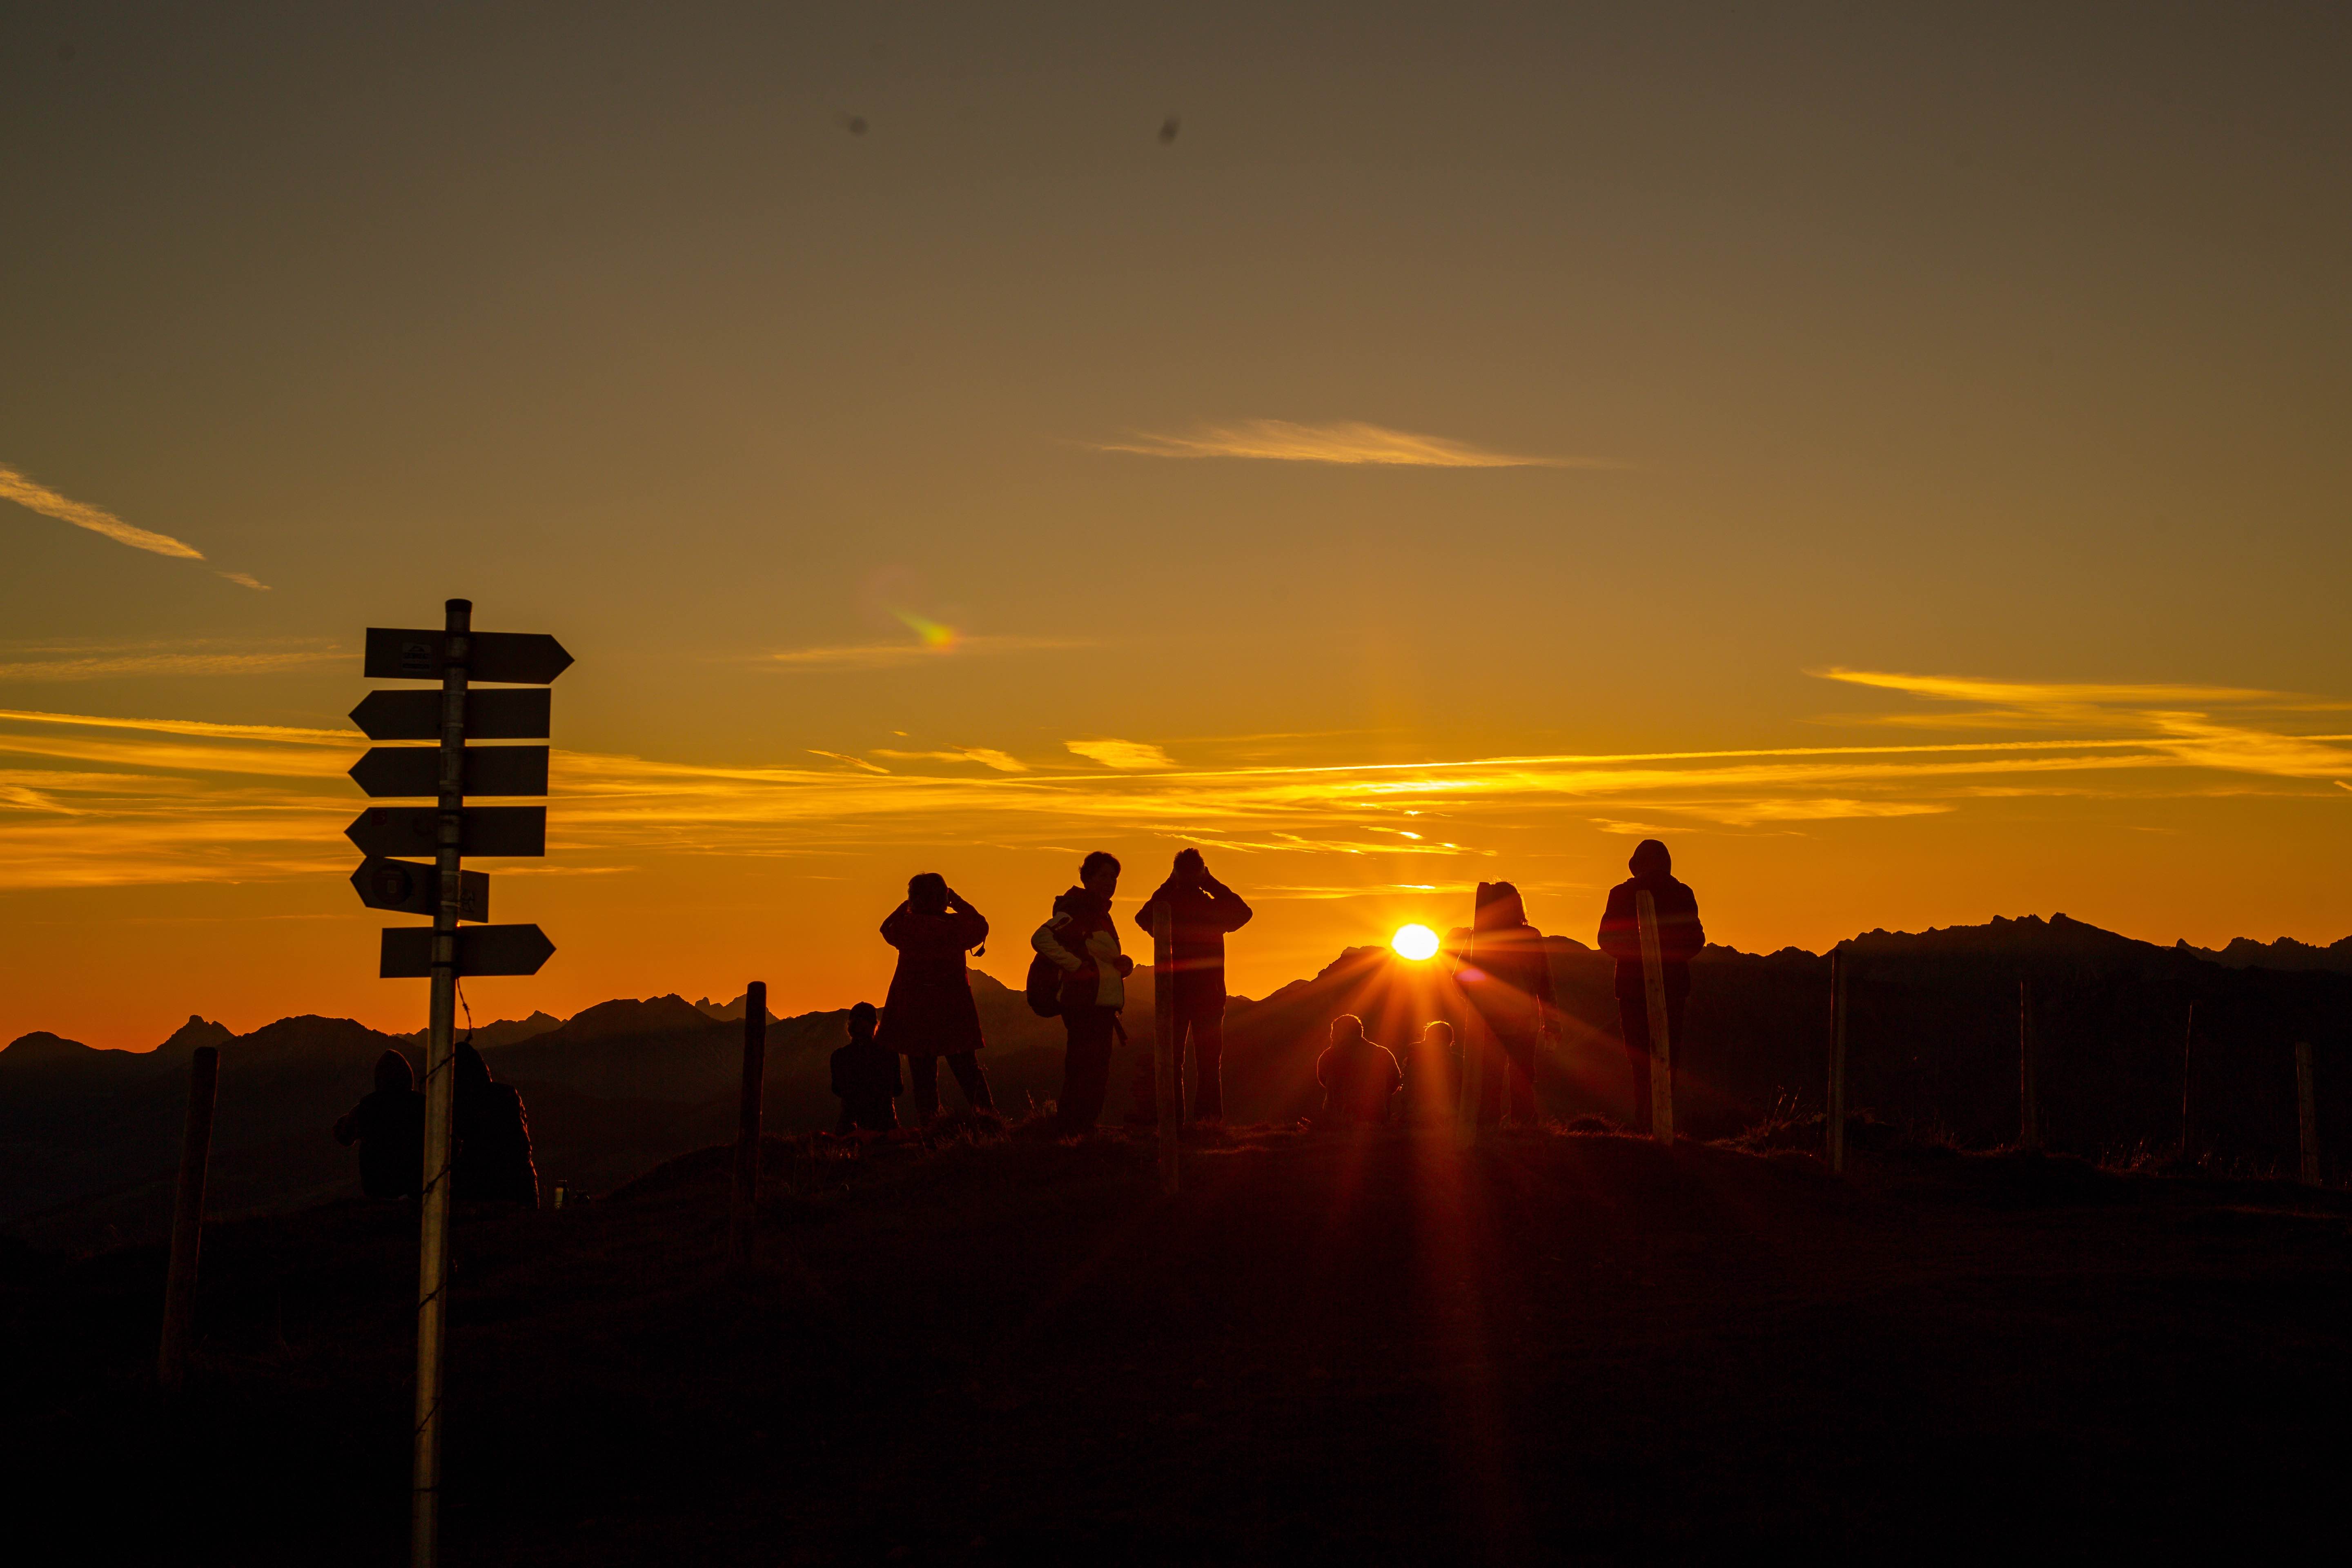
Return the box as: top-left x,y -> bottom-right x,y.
2178,1003 -> 2196,1158
729,981 -> 768,1265
2018,977 -> 2040,1151
1152,902 -> 1180,1194
2296,1040 -> 2319,1187
1636,891 -> 1673,1146
156,1044 -> 220,1393
1827,950 -> 1847,1175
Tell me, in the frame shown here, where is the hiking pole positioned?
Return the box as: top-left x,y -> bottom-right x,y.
157,1044 -> 220,1394
1636,892 -> 1674,1146
1152,901 -> 1180,1194
1827,949 -> 1847,1175
729,981 -> 768,1265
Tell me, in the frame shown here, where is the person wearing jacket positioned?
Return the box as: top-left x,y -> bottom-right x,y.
453,1040 -> 539,1206
334,1048 -> 425,1199
831,1001 -> 902,1133
1129,848 -> 1253,1125
1315,1014 -> 1403,1127
1032,850 -> 1133,1135
878,872 -> 995,1120
1454,881 -> 1559,1126
1596,838 -> 1706,1135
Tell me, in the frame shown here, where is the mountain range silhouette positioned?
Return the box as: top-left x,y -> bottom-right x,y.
8,914 -> 2346,1250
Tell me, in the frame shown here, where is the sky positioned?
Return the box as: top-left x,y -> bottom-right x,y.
4,3 -> 2350,1049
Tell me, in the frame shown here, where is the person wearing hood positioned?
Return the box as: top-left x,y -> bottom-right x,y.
1454,881 -> 1559,1126
1596,838 -> 1706,1135
453,1040 -> 540,1205
878,872 -> 995,1120
1129,847 -> 1253,1125
334,1048 -> 425,1199
1032,850 -> 1134,1134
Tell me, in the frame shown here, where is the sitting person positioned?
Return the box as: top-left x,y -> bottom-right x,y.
334,1048 -> 425,1199
454,1040 -> 540,1206
1315,1014 -> 1403,1127
831,1002 -> 902,1133
1398,1020 -> 1461,1126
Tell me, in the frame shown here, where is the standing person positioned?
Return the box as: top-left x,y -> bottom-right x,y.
453,1040 -> 539,1206
831,1002 -> 901,1133
1457,882 -> 1559,1127
1397,1020 -> 1460,1126
1597,839 -> 1705,1135
879,872 -> 995,1120
334,1048 -> 425,1199
1032,851 -> 1133,1135
1315,1015 -> 1403,1127
1599,842 -> 1712,1133
1130,847 -> 1253,1125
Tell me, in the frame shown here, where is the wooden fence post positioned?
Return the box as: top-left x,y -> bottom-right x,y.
1827,950 -> 1847,1174
1152,903 -> 1180,1194
1636,892 -> 1674,1146
729,982 -> 767,1264
157,1044 -> 220,1393
2178,1003 -> 2196,1158
2296,1040 -> 2319,1187
2018,977 -> 2040,1151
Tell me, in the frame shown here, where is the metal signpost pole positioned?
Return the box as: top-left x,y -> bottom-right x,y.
731,981 -> 768,1264
156,1043 -> 220,1393
1153,902 -> 1180,1195
412,598 -> 470,1568
1636,891 -> 1674,1146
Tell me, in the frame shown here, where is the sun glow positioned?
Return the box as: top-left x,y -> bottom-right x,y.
1392,924 -> 1440,961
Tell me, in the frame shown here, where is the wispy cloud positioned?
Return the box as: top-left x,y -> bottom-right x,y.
1067,739 -> 1177,770
763,635 -> 1087,670
0,640 -> 344,683
0,462 -> 270,589
1094,419 -> 1601,468
874,747 -> 1029,773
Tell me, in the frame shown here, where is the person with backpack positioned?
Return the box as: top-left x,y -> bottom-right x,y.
1596,838 -> 1705,1135
334,1048 -> 425,1199
1029,850 -> 1134,1135
1129,847 -> 1252,1125
878,872 -> 995,1120
453,1040 -> 539,1206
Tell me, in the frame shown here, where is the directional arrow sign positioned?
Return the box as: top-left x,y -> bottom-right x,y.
380,924 -> 555,978
350,859 -> 490,922
349,745 -> 549,798
364,628 -> 572,684
350,688 -> 551,741
345,805 -> 546,858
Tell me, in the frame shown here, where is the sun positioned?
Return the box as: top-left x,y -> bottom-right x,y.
1391,923 -> 1440,961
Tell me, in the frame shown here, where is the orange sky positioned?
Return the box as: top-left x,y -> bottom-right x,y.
5,6 -> 2350,1048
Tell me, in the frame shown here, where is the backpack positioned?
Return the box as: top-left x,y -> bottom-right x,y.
1024,948 -> 1065,1018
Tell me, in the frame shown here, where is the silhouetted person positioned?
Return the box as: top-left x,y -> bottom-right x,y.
1315,1015 -> 1402,1127
454,1040 -> 539,1205
879,872 -> 995,1119
1455,882 -> 1559,1126
1130,847 -> 1253,1125
831,1001 -> 901,1133
1398,1020 -> 1460,1126
334,1048 -> 425,1199
1597,839 -> 1705,1135
1033,851 -> 1133,1135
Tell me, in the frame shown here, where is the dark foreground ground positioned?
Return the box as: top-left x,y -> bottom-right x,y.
7,1121 -> 2350,1564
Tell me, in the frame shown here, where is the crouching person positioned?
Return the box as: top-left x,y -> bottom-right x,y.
832,1002 -> 902,1133
1033,850 -> 1134,1135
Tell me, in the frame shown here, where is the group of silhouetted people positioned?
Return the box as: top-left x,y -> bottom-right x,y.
824,836 -> 1703,1139
333,1039 -> 539,1205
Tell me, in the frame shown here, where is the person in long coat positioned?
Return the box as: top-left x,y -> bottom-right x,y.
453,1040 -> 540,1205
879,872 -> 996,1120
1596,838 -> 1705,1134
1454,881 -> 1559,1126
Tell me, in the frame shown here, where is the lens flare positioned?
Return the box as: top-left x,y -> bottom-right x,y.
891,609 -> 959,650
1392,923 -> 1440,961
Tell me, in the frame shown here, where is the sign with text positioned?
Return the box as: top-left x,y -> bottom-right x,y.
351,858 -> 490,922
379,924 -> 555,978
344,805 -> 546,858
363,628 -> 573,685
349,688 -> 551,742
349,745 -> 550,799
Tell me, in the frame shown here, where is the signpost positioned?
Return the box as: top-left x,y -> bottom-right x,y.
350,599 -> 567,1568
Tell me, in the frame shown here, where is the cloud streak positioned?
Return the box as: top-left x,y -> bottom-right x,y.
763,635 -> 1087,670
1095,419 -> 1601,468
0,642 -> 344,683
1,463 -> 270,589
